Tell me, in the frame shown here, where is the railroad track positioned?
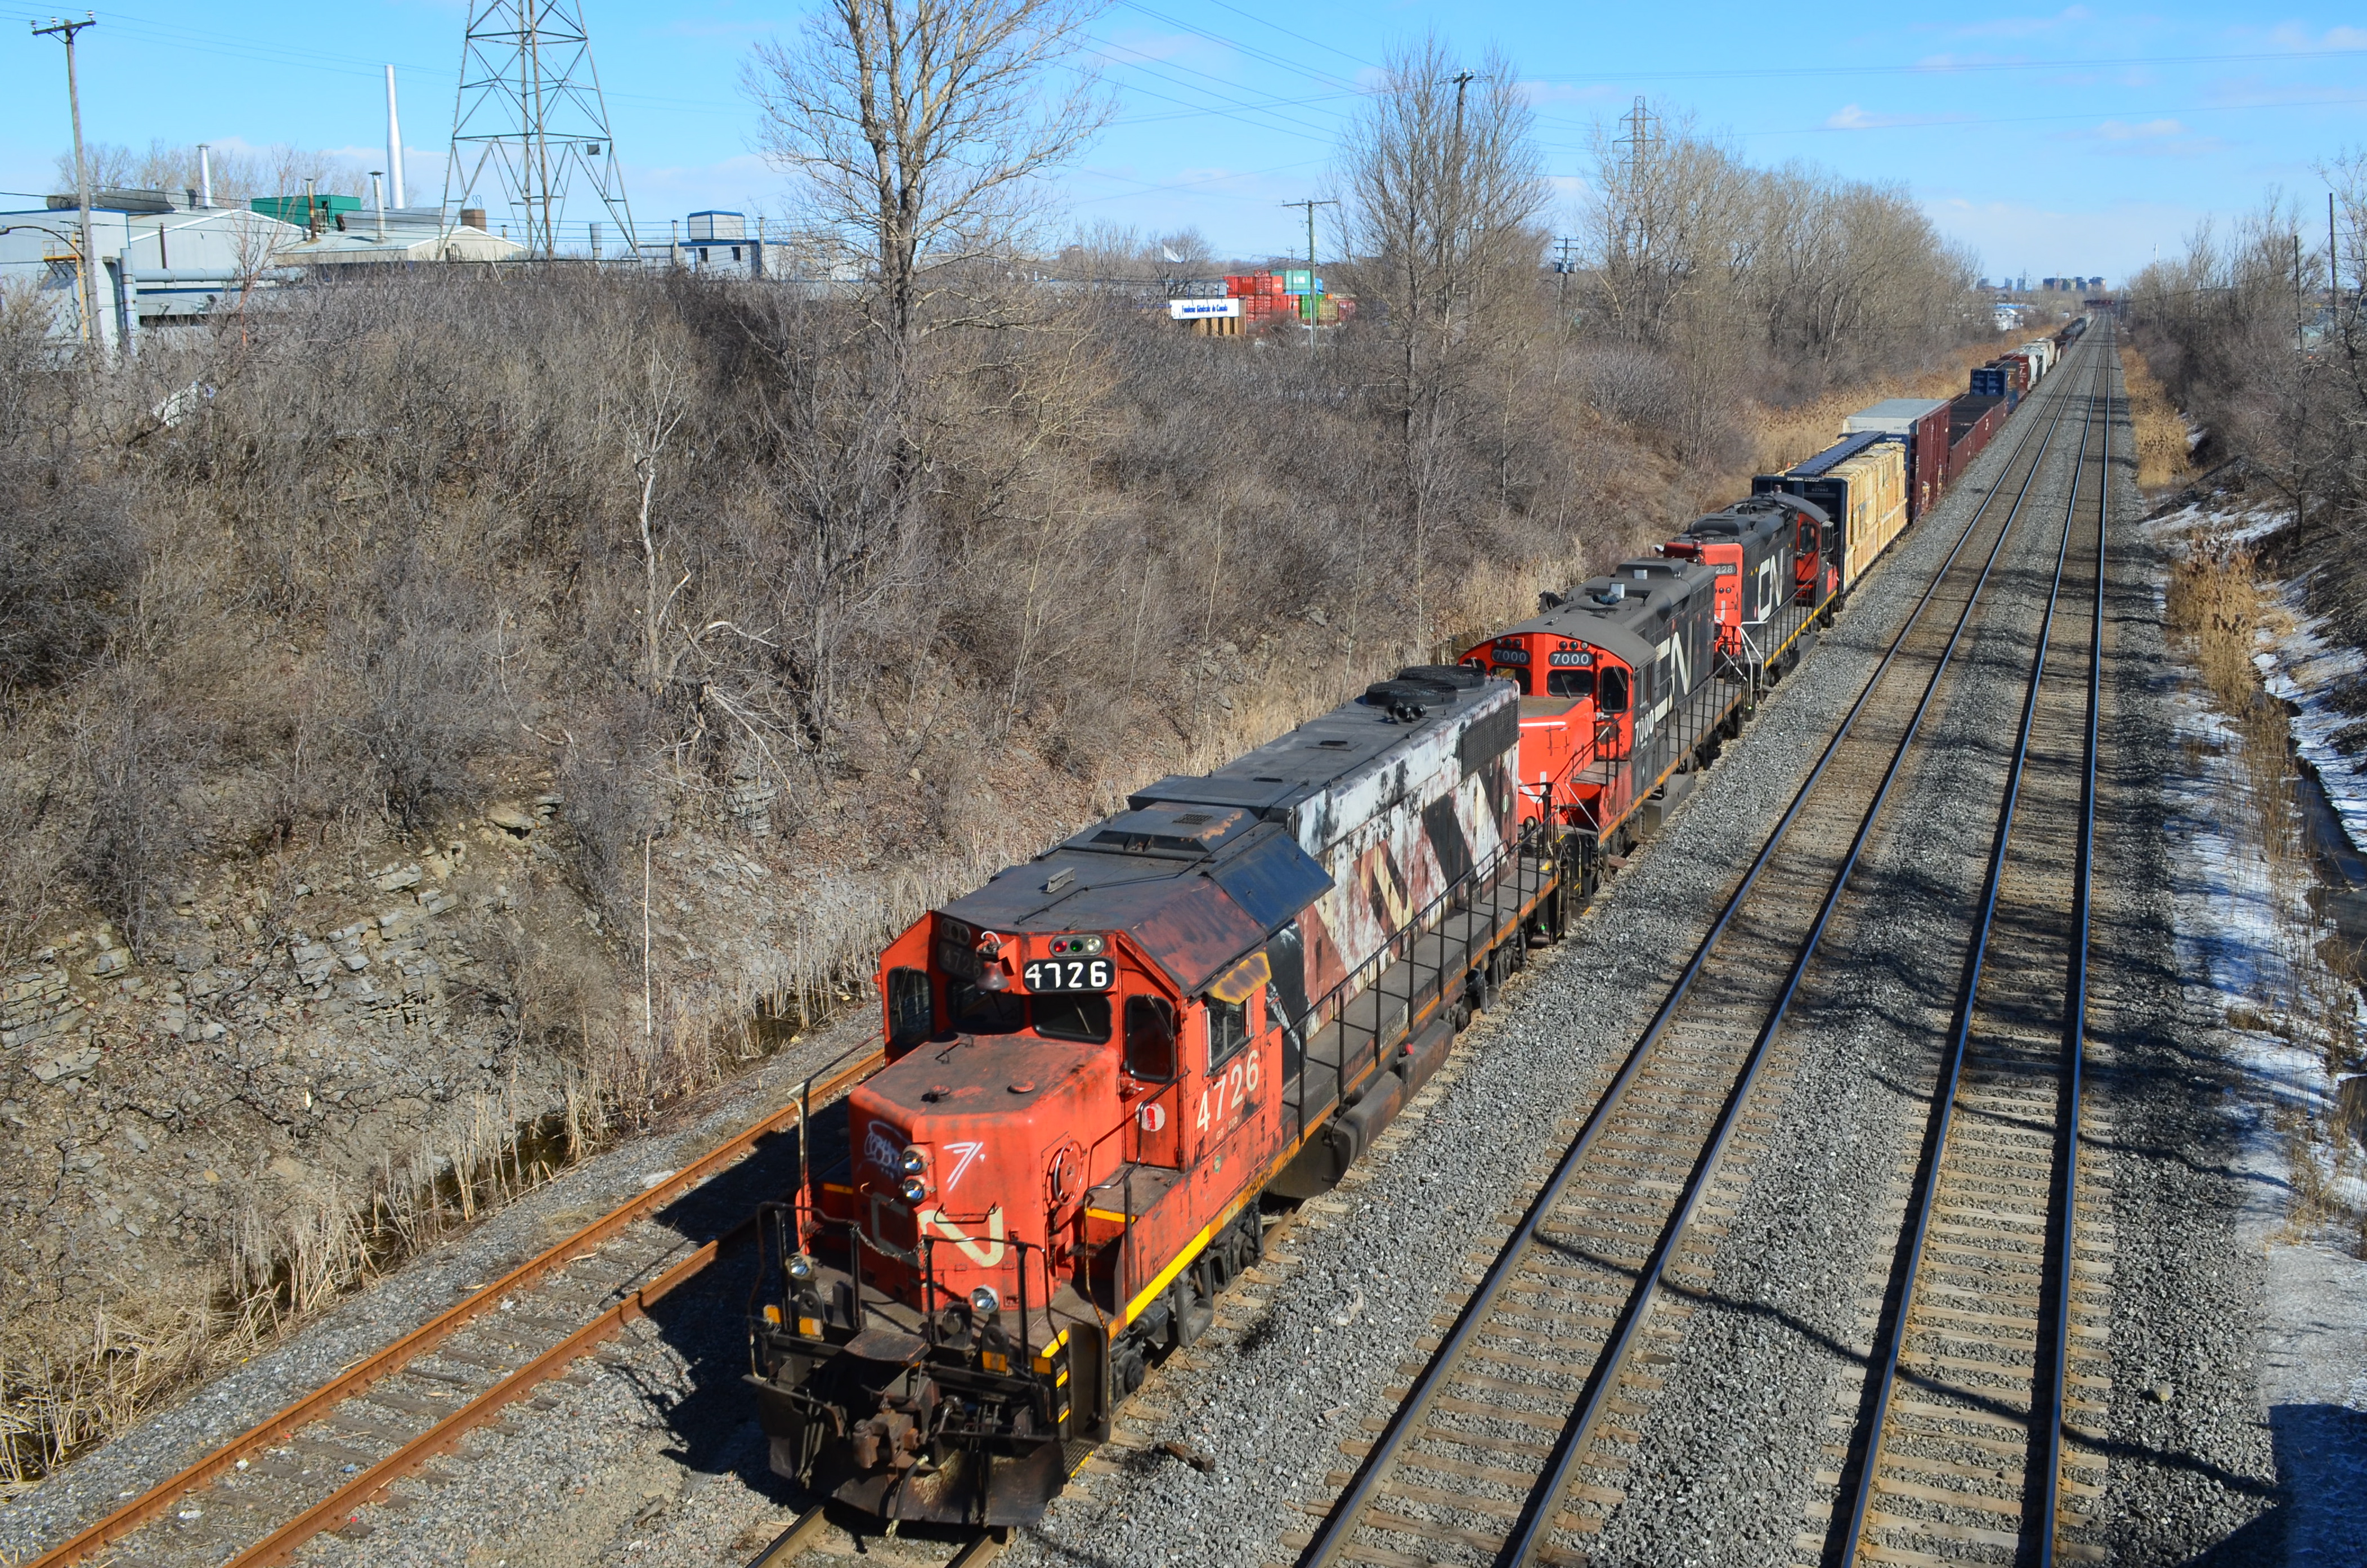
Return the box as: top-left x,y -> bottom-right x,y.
1805,326 -> 2122,1568
1286,330 -> 2117,1568
28,1040 -> 886,1568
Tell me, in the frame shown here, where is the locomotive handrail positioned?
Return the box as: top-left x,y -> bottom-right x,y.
1278,818 -> 1547,1146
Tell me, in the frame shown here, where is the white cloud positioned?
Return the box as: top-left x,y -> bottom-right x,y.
1944,5 -> 2095,41
2262,22 -> 2367,52
1825,104 -> 1962,130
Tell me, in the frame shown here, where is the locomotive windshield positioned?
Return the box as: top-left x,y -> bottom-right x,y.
1546,668 -> 1594,699
1034,992 -> 1112,1042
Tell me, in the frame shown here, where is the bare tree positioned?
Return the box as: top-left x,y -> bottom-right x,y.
744,0 -> 1111,347
1336,35 -> 1547,643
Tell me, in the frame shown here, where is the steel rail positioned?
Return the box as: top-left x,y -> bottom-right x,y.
743,1509 -> 1009,1568
30,1036 -> 888,1568
2036,320 -> 2113,1567
1297,339 -> 2093,1568
1504,331 -> 2108,1568
1833,330 -> 2110,1568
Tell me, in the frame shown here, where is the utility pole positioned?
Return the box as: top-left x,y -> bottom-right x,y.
33,12 -> 101,348
1281,196 -> 1337,355
1553,234 -> 1577,313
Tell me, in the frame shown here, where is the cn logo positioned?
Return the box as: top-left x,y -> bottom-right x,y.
1137,1102 -> 1167,1132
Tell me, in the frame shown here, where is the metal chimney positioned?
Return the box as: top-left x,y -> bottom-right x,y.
197,143 -> 214,208
384,65 -> 406,208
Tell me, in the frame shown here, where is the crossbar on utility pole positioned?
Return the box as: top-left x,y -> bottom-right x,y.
1281,196 -> 1338,355
33,12 -> 101,349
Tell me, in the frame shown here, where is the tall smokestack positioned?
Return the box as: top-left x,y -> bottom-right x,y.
197,143 -> 214,208
384,65 -> 406,208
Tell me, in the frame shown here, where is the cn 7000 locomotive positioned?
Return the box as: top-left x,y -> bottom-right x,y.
750,667 -> 1557,1525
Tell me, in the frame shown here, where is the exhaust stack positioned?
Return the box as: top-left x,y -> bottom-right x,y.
384,65 -> 406,208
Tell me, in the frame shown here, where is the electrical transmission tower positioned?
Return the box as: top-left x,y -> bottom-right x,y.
442,0 -> 637,257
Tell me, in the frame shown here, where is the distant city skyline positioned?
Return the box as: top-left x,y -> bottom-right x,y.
4,0 -> 2359,281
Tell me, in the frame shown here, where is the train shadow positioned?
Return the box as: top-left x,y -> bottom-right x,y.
2178,1401 -> 2367,1566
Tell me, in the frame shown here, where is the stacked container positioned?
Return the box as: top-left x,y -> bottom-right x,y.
1751,432 -> 1909,594
1840,397 -> 1951,521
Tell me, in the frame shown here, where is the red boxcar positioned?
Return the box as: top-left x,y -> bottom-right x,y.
1841,397 -> 1951,520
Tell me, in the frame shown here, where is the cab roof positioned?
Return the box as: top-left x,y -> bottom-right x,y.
1486,557 -> 1718,671
938,673 -> 1509,994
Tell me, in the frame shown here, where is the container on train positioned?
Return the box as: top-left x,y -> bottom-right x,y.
1840,397 -> 1951,521
2019,340 -> 2055,379
1946,394 -> 2007,481
1751,431 -> 1908,593
1969,365 -> 2011,399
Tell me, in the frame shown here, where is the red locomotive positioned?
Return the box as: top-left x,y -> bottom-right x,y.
751,666 -> 1556,1524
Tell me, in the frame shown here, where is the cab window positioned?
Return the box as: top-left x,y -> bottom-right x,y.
1207,997 -> 1251,1067
888,967 -> 933,1045
1598,667 -> 1630,713
1546,668 -> 1594,699
950,980 -> 1025,1035
1035,992 -> 1112,1043
1492,664 -> 1531,694
1124,996 -> 1177,1081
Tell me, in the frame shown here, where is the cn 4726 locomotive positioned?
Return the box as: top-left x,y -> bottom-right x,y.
750,322 -> 2086,1529
750,667 -> 1558,1524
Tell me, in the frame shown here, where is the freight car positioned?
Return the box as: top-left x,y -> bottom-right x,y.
1751,429 -> 1909,594
1841,397 -> 1951,521
1947,395 -> 2009,483
750,666 -> 1554,1525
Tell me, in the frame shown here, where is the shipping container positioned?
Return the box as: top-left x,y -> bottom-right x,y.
1945,394 -> 2007,481
1969,365 -> 2011,399
1751,432 -> 1908,593
1840,397 -> 1951,521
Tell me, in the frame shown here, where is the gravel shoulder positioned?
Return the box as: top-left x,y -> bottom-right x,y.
0,1011 -> 876,1562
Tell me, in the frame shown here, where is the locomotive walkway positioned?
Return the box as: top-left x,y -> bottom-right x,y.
1288,328 -> 2123,1568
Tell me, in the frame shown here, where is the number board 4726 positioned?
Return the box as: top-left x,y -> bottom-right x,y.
1023,956 -> 1114,993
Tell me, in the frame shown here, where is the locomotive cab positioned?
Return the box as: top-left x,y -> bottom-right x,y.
1659,505 -> 1794,675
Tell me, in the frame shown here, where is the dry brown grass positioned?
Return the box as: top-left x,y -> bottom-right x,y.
1702,337 -> 2011,501
0,1074 -> 606,1494
2167,536 -> 2366,1243
2120,342 -> 2194,491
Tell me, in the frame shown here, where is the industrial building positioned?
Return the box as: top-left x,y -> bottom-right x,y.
0,189 -> 302,350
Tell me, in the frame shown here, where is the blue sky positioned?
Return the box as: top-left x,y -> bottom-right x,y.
3,0 -> 2362,281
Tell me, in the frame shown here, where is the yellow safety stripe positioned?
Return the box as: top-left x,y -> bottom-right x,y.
1112,870 -> 1550,1333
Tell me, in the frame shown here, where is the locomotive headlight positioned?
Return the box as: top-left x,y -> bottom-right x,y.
897,1146 -> 927,1176
786,1252 -> 816,1283
969,1285 -> 1001,1316
899,1175 -> 929,1204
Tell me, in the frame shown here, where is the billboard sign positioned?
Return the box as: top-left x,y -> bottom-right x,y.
1169,298 -> 1244,319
